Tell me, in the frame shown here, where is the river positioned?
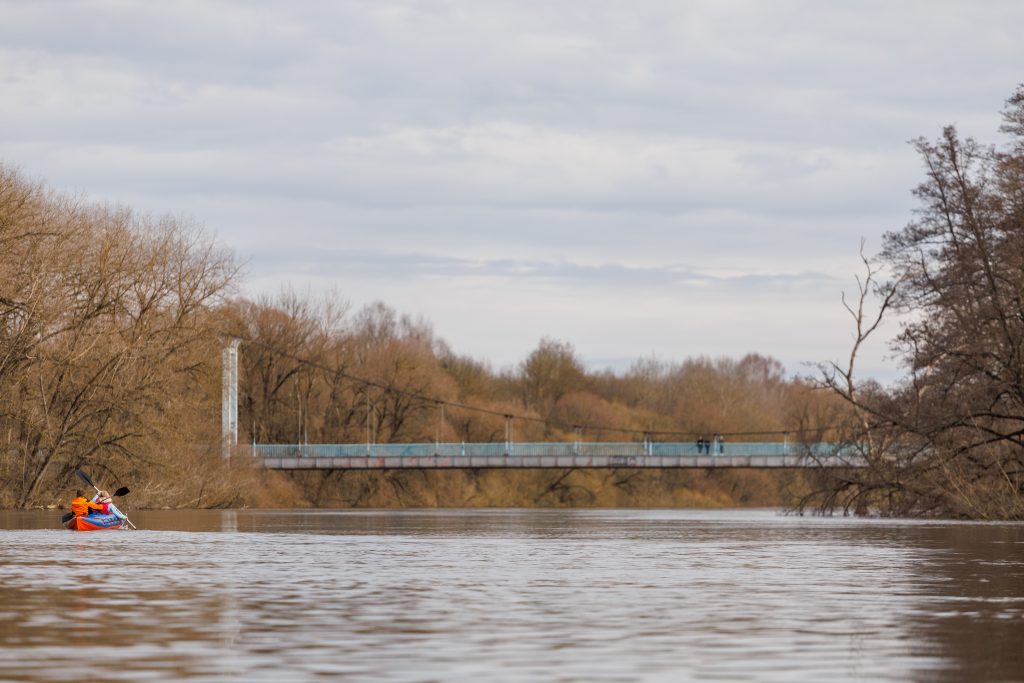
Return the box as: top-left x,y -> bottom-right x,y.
0,509 -> 1021,682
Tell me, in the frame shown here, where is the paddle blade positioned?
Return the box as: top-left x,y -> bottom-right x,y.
75,469 -> 95,488
114,486 -> 130,497
61,511 -> 73,524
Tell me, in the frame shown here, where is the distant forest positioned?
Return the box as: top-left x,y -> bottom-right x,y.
2,84 -> 1023,518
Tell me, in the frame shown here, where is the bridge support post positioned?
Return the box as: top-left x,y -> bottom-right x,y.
435,401 -> 444,456
504,415 -> 513,456
221,339 -> 241,460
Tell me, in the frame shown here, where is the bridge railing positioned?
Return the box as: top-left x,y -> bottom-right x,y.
253,441 -> 840,459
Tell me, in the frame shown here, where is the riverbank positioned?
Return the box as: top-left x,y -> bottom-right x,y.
14,465 -> 808,510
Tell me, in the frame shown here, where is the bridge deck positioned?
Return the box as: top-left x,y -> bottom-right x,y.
253,442 -> 862,469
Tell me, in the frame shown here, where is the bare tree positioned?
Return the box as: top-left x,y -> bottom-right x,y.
809,86 -> 1024,518
0,166 -> 238,507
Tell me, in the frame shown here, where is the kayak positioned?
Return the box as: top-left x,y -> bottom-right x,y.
66,513 -> 127,531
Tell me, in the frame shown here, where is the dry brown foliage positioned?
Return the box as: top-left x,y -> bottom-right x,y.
808,85 -> 1024,519
0,165 -> 237,507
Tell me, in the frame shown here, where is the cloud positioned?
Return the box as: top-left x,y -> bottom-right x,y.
1,0 -> 1019,381
243,246 -> 836,292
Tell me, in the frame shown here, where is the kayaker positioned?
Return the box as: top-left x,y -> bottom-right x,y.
70,490 -> 108,517
93,490 -> 127,521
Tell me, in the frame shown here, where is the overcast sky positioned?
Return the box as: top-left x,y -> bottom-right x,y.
2,1 -> 1022,379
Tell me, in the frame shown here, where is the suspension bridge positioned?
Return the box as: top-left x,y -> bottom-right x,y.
221,340 -> 859,471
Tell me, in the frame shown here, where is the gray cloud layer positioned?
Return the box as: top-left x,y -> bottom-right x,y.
2,1 -> 1021,377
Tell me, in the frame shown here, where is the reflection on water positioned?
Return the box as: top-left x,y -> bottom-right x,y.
0,509 -> 1021,682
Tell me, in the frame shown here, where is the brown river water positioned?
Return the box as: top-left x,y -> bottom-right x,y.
0,509 -> 1022,682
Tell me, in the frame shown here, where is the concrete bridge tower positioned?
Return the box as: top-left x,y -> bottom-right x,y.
222,338 -> 240,459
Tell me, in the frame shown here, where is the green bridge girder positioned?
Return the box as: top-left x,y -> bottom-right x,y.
251,442 -> 863,470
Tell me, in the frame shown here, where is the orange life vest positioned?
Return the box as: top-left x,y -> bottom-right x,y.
70,496 -> 103,517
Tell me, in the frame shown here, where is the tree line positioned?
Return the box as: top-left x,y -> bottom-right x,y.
226,299 -> 836,451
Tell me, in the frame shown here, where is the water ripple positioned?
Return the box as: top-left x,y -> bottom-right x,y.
1,509 -> 1022,682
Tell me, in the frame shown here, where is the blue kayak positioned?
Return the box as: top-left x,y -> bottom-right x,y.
66,513 -> 127,531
